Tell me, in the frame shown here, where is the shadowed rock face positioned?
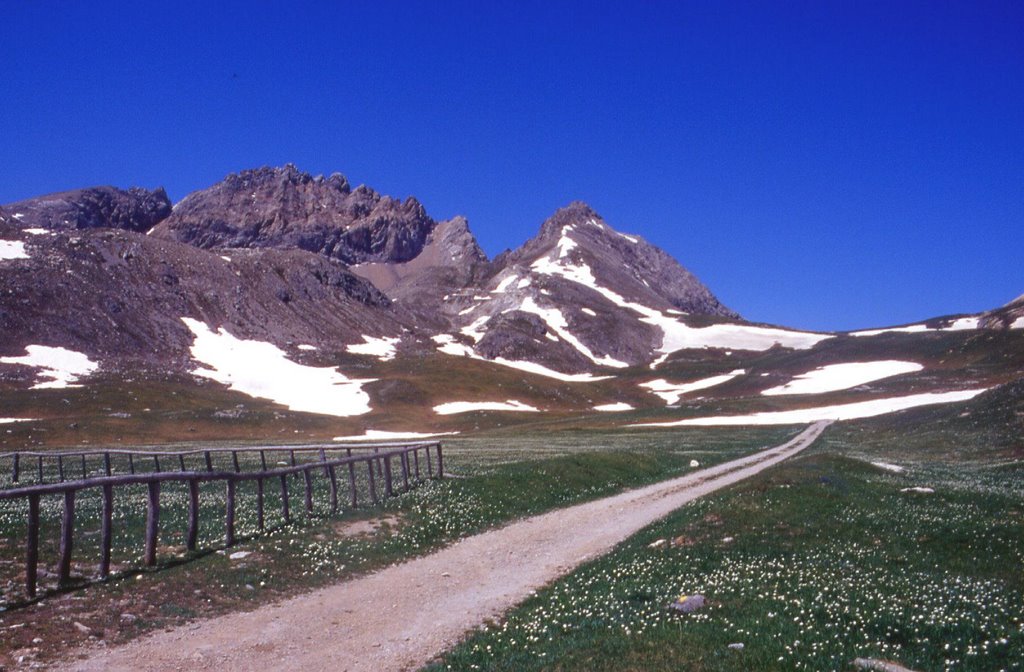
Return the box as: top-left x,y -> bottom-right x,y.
980,293 -> 1024,329
2,186 -> 172,232
151,165 -> 463,266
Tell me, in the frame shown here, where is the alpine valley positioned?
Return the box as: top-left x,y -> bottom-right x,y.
2,165 -> 1022,447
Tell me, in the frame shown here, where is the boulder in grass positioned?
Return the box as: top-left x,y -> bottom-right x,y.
669,594 -> 706,613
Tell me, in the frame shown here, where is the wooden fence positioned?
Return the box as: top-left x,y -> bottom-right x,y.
0,442 -> 443,599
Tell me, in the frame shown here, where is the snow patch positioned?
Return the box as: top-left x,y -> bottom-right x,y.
346,335 -> 399,361
220,255 -> 232,262
581,308 -> 596,316
433,399 -> 540,415
641,370 -> 745,405
0,346 -> 99,389
761,361 -> 922,396
181,317 -> 373,417
901,487 -> 935,494
296,344 -> 317,351
631,388 -> 989,427
432,334 -> 476,358
593,402 -> 634,412
333,430 -> 459,442
493,274 -> 518,293
517,296 -> 628,368
850,318 -> 981,337
22,228 -> 50,236
529,254 -> 829,352
490,357 -> 612,382
517,277 -> 532,289
461,316 -> 490,343
0,240 -> 30,261
1012,316 -> 1024,329
0,418 -> 35,424
946,317 -> 979,331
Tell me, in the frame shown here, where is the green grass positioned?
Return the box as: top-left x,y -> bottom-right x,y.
426,418 -> 1024,672
0,427 -> 789,666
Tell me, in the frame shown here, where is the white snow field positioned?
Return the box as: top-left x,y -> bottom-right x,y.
593,402 -> 635,412
0,345 -> 99,389
641,370 -> 745,405
181,318 -> 373,417
0,240 -> 30,260
631,388 -> 988,427
761,360 -> 923,396
849,317 -> 980,337
332,430 -> 459,442
530,224 -> 831,353
433,400 -> 540,415
430,334 -> 612,382
346,335 -> 400,361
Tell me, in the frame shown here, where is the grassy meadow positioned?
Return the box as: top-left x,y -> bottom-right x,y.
426,390 -> 1024,672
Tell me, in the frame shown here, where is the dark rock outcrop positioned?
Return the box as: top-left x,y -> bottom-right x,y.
152,165 -> 443,265
2,186 -> 172,232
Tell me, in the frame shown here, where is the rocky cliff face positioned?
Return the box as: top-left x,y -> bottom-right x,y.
2,186 -> 172,232
151,165 -> 453,265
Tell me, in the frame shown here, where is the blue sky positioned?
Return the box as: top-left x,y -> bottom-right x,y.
2,1 -> 1021,331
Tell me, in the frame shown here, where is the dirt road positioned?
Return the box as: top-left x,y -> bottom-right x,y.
64,421 -> 831,672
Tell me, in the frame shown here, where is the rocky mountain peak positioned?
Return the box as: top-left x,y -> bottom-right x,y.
151,165 -> 440,265
2,186 -> 172,232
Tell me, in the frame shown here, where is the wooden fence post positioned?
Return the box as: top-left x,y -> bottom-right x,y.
128,454 -> 135,475
178,454 -> 186,471
413,448 -> 420,481
103,452 -> 111,476
205,451 -> 213,471
225,479 -> 236,547
100,485 -> 113,578
187,480 -> 200,551
367,460 -> 378,504
347,448 -> 357,507
427,446 -> 433,477
58,490 -> 75,584
12,453 -> 19,483
144,481 -> 160,566
303,468 -> 314,515
26,493 -> 39,597
436,443 -> 444,478
57,455 -> 65,482
328,466 -> 339,513
37,455 -> 43,483
280,474 -> 290,523
232,451 -> 240,473
80,454 -> 87,480
383,456 -> 393,498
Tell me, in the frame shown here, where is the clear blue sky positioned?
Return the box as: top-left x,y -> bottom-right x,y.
3,1 -> 1021,331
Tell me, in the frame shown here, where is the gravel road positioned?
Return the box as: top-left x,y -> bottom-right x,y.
64,421 -> 830,671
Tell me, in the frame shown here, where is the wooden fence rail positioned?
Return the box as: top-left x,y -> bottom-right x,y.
0,442 -> 442,599
0,442 -> 428,486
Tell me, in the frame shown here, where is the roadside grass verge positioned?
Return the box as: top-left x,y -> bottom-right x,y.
0,427 -> 790,666
428,449 -> 1023,671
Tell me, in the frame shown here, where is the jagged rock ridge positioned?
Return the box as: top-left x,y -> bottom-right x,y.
3,186 -> 171,232
150,164 -> 486,267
